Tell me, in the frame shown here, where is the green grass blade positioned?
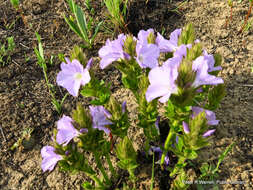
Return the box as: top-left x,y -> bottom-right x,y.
64,15 -> 84,39
75,5 -> 89,41
91,21 -> 103,43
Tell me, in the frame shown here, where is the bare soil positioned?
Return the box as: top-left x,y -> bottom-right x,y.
0,0 -> 252,189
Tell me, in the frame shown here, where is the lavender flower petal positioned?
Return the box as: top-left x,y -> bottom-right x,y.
192,57 -> 223,87
203,50 -> 222,72
203,129 -> 216,137
136,43 -> 160,69
56,58 -> 91,97
192,107 -> 219,125
89,106 -> 113,135
146,65 -> 178,103
99,34 -> 126,69
56,115 -> 80,146
41,146 -> 62,172
164,155 -> 170,166
122,101 -> 127,114
183,121 -> 190,134
156,29 -> 182,52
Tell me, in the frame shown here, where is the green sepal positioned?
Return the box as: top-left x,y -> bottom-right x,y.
123,35 -> 137,57
72,103 -> 92,130
206,84 -> 226,110
147,32 -> 156,44
178,23 -> 195,45
186,42 -> 202,61
70,45 -> 87,66
115,136 -> 138,180
80,79 -> 111,105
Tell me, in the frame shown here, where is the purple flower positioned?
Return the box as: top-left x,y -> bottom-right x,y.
183,121 -> 190,134
156,29 -> 181,53
89,106 -> 113,135
41,146 -> 63,172
136,43 -> 160,69
135,29 -> 159,69
122,101 -> 127,114
80,128 -> 88,134
56,58 -> 91,97
195,39 -> 200,43
192,56 -> 223,87
155,116 -> 161,135
86,58 -> 93,70
56,115 -> 80,146
173,44 -> 192,59
175,135 -> 179,144
203,129 -> 216,137
192,106 -> 219,125
146,64 -> 178,103
137,29 -> 154,45
98,34 -> 126,69
149,146 -> 170,166
203,50 -> 222,72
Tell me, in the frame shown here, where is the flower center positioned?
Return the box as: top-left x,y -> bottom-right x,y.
74,73 -> 82,80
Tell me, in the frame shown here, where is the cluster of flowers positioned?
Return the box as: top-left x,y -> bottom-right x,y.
41,27 -> 223,171
41,105 -> 116,172
99,28 -> 222,135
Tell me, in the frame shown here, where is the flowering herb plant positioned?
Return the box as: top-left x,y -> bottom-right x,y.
41,23 -> 225,189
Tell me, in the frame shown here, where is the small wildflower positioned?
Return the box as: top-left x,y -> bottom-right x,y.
56,58 -> 91,97
41,146 -> 63,172
192,57 -> 223,87
146,64 -> 178,103
182,121 -> 190,134
156,29 -> 182,52
99,34 -> 127,69
203,50 -> 222,72
203,129 -> 216,137
56,115 -> 80,146
149,146 -> 170,166
89,106 -> 113,135
122,101 -> 127,114
192,106 -> 219,125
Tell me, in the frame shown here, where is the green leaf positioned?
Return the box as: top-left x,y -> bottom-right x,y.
166,99 -> 175,118
207,84 -> 226,110
75,5 -> 88,40
64,15 -> 83,39
176,136 -> 184,152
91,21 -> 103,43
67,0 -> 75,13
82,182 -> 93,189
178,23 -> 195,45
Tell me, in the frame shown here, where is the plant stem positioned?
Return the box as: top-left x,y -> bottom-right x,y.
105,153 -> 117,178
150,152 -> 155,190
87,173 -> 105,188
94,153 -> 111,185
169,156 -> 185,177
160,127 -> 175,168
225,5 -> 233,29
239,0 -> 253,33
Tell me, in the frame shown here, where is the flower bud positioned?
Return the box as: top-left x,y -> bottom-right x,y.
203,129 -> 216,137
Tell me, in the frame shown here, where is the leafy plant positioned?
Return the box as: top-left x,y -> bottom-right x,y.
10,0 -> 19,10
0,36 -> 15,66
10,128 -> 34,151
196,142 -> 235,189
64,0 -> 103,49
40,23 -> 226,189
34,32 -> 67,114
239,0 -> 253,33
104,0 -> 129,33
